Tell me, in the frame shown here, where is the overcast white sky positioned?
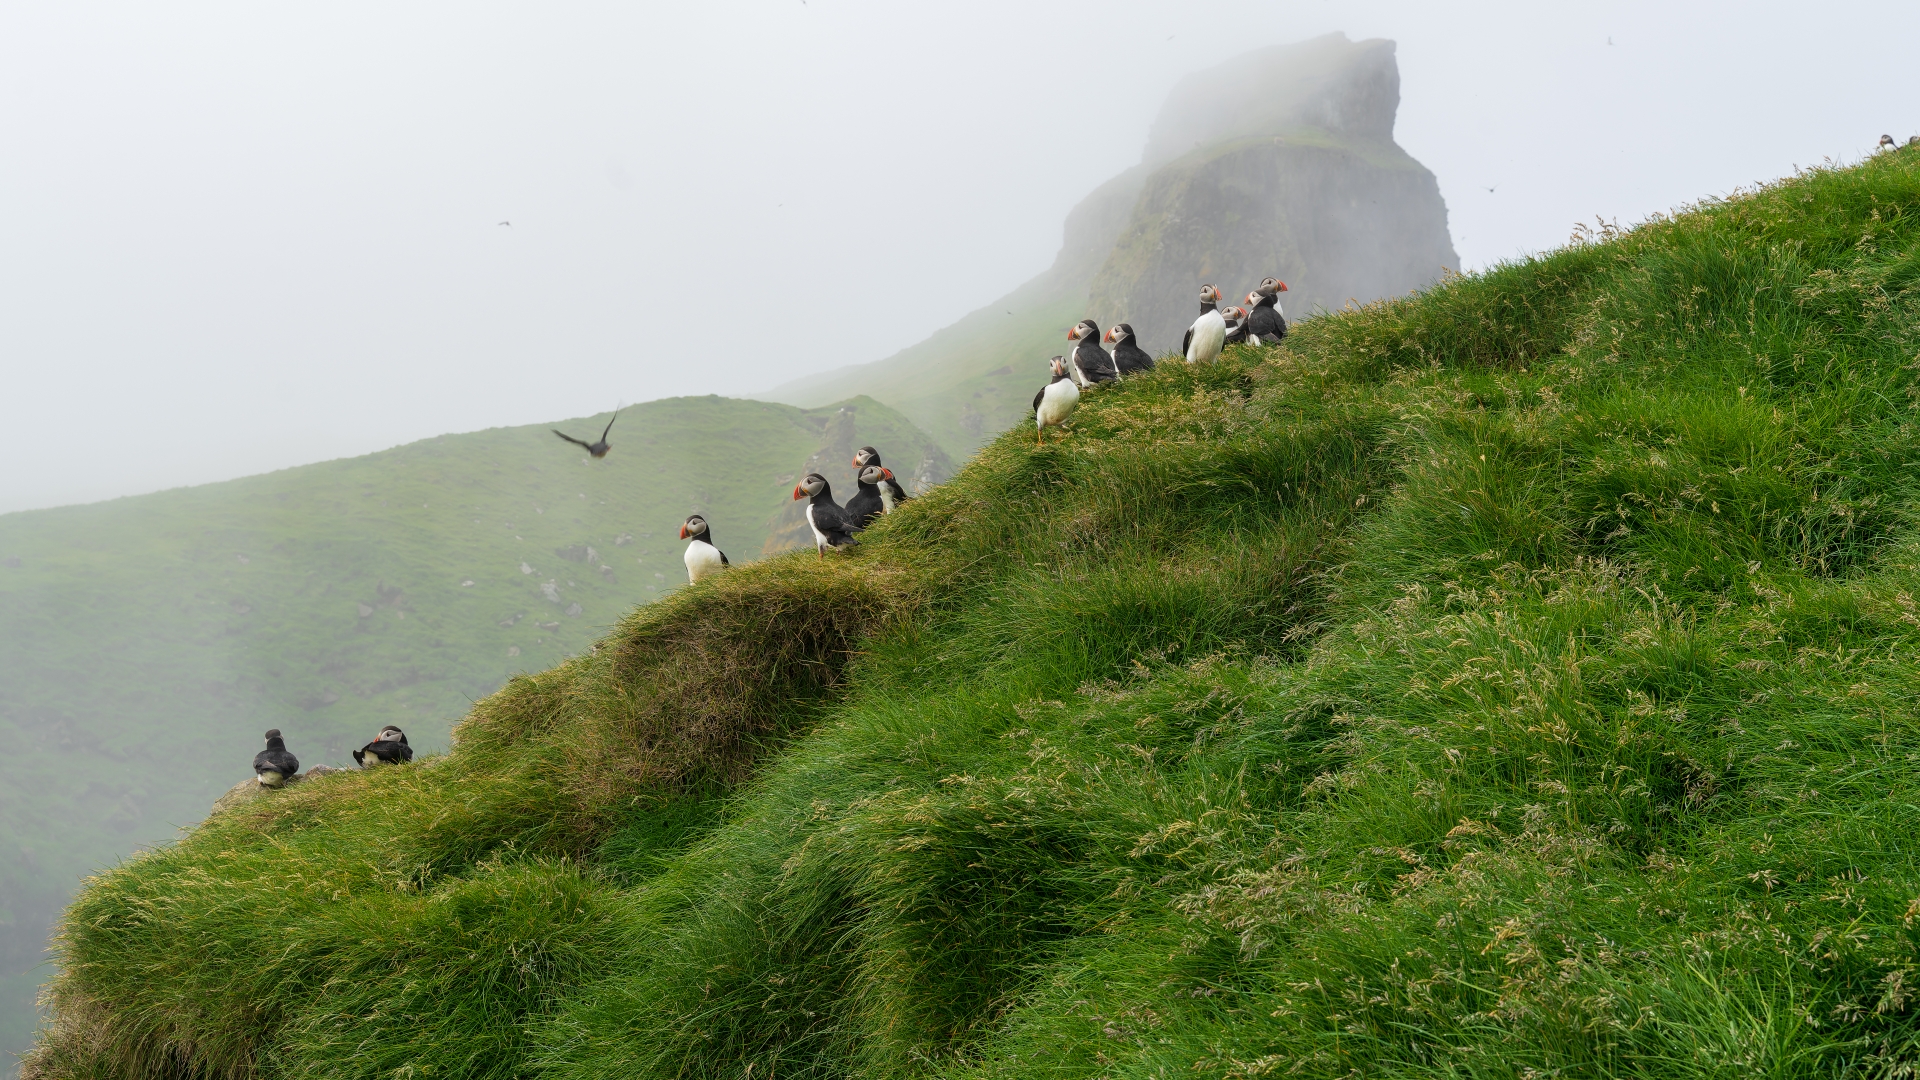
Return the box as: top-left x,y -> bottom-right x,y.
2,1 -> 1914,514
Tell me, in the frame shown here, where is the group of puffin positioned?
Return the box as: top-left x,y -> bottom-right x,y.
1036,277 -> 1289,441
251,724 -> 413,788
679,444 -> 912,581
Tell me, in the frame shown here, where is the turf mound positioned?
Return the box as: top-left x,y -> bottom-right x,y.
28,148 -> 1920,1079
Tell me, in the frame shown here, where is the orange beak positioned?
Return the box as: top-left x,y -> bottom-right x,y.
792,485 -> 805,500
1277,281 -> 1289,292
678,525 -> 689,539
881,467 -> 894,481
1066,327 -> 1076,340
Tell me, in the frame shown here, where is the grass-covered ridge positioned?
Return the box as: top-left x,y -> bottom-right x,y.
28,148 -> 1920,1079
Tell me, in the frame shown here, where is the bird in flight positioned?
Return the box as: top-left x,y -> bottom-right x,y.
552,410 -> 620,459
498,221 -> 512,227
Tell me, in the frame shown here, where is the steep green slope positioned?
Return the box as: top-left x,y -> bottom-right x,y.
0,393 -> 945,1064
28,149 -> 1920,1080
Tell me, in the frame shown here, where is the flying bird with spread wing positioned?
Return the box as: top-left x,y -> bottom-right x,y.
552,410 -> 620,459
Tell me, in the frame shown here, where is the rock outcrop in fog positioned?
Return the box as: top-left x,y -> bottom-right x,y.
1089,34 -> 1458,352
766,32 -> 1457,453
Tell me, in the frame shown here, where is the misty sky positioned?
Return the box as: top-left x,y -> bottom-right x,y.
2,1 -> 1914,514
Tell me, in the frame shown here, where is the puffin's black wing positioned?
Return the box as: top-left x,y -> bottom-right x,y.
255,747 -> 298,775
719,549 -> 730,566
552,430 -> 593,450
1181,327 -> 1194,356
1247,307 -> 1286,341
598,412 -> 618,442
1115,343 -> 1156,375
845,487 -> 884,529
883,476 -> 910,504
1076,344 -> 1117,383
811,501 -> 861,545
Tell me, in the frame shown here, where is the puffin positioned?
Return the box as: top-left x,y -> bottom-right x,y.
845,465 -> 892,529
793,473 -> 860,555
1222,305 -> 1250,345
1102,323 -> 1155,376
253,729 -> 300,788
552,409 -> 620,459
1067,320 -> 1117,385
851,446 -> 910,510
1032,355 -> 1080,445
1880,134 -> 1898,152
1245,279 -> 1289,344
1181,285 -> 1226,364
679,514 -> 729,582
352,726 -> 414,768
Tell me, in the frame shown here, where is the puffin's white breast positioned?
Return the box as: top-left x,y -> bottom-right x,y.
684,539 -> 726,582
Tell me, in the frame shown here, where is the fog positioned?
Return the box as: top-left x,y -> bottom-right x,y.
1,0 -> 1913,514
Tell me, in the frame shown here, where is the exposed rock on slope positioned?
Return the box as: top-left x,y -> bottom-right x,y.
765,32 -> 1455,452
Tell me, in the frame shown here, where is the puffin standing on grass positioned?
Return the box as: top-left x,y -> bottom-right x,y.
1881,134 -> 1898,153
1032,355 -> 1080,445
845,466 -> 892,530
1245,280 -> 1289,344
679,514 -> 729,582
851,446 -> 910,511
1222,304 -> 1250,345
793,473 -> 860,556
253,729 -> 300,788
1067,320 -> 1117,385
1181,285 -> 1227,364
1103,323 -> 1155,376
353,726 -> 413,768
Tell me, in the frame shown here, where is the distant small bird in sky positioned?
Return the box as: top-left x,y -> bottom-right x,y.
498,221 -> 512,227
1487,186 -> 1496,193
552,410 -> 620,459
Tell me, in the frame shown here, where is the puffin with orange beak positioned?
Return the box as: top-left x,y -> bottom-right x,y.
851,446 -> 910,510
1103,323 -> 1155,376
1222,304 -> 1250,346
844,465 -> 893,529
1067,319 -> 1116,385
1246,278 -> 1288,344
793,473 -> 860,555
1031,355 -> 1080,445
680,514 -> 729,582
1181,284 -> 1226,363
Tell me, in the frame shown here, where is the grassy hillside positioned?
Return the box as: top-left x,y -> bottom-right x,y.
0,393 -> 945,1065
27,148 -> 1920,1079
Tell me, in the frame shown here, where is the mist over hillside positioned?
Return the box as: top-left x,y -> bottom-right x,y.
765,33 -> 1456,456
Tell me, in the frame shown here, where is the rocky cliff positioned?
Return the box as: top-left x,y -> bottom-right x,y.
763,32 -> 1456,451
1090,34 -> 1457,352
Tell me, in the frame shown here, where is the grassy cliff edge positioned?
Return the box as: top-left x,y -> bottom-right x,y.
28,149 -> 1920,1078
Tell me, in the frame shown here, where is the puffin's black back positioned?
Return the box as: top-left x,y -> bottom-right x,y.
845,477 -> 885,530
1246,300 -> 1287,341
1074,339 -> 1117,383
1110,326 -> 1155,375
253,730 -> 299,776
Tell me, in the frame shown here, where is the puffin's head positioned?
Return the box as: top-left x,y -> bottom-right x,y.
1067,319 -> 1100,344
1259,277 -> 1288,295
1222,305 -> 1248,324
793,473 -> 828,500
263,728 -> 282,743
1199,284 -> 1221,305
852,445 -> 879,469
1882,134 -> 1897,149
680,514 -> 708,539
1049,355 -> 1068,378
1105,322 -> 1134,346
378,726 -> 405,743
1245,291 -> 1261,307
858,464 -> 893,487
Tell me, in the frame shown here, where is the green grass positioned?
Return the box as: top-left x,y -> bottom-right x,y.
27,148 -> 1920,1079
0,393 -> 946,1065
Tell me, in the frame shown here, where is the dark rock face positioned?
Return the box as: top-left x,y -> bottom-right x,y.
1087,33 -> 1458,355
